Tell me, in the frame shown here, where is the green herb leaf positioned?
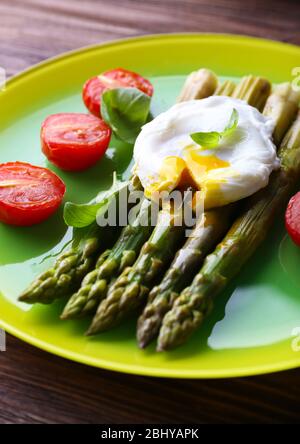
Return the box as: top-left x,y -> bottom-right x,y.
223,108 -> 239,136
63,202 -> 108,228
63,172 -> 129,228
101,87 -> 151,144
190,131 -> 222,149
190,108 -> 239,150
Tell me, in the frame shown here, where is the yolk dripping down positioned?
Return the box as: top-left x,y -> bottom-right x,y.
144,147 -> 230,206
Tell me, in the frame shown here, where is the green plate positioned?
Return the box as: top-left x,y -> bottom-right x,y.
1,34 -> 300,378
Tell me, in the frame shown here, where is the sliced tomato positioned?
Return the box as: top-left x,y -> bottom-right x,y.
41,113 -> 112,171
0,162 -> 66,226
82,68 -> 154,116
285,192 -> 300,246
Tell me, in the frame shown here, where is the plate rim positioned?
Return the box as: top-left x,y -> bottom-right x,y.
1,32 -> 300,379
2,316 -> 300,379
5,32 -> 300,89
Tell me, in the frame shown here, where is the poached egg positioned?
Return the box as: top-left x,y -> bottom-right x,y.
133,96 -> 279,208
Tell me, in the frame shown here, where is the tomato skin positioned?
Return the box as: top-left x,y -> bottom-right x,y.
82,68 -> 154,116
0,162 -> 66,226
285,192 -> 300,246
41,113 -> 112,171
82,77 -> 105,117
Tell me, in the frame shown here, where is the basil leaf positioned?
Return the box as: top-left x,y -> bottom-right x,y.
101,87 -> 151,144
64,173 -> 129,228
190,131 -> 221,149
63,201 -> 109,228
223,108 -> 239,136
190,108 -> 239,150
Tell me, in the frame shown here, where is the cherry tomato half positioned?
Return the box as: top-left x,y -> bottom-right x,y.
285,192 -> 300,246
0,162 -> 66,226
82,68 -> 154,116
41,113 -> 112,171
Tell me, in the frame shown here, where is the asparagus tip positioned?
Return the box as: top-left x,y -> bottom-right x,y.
137,326 -> 156,349
137,339 -> 147,349
156,330 -> 171,352
85,326 -> 96,336
85,319 -> 106,335
156,338 -> 177,352
18,292 -> 36,304
18,294 -> 27,302
60,305 -> 79,320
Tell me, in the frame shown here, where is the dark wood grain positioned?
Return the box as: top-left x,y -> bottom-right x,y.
1,0 -> 300,425
1,0 -> 300,77
1,335 -> 300,424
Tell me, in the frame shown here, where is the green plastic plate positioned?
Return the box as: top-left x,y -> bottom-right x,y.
1,34 -> 300,378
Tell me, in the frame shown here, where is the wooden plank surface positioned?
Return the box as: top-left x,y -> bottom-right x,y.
1,0 -> 300,424
2,335 -> 300,424
1,0 -> 300,77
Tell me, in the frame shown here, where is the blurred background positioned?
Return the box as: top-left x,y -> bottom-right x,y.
1,0 -> 299,76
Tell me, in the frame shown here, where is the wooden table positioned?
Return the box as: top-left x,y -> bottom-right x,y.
1,0 -> 300,424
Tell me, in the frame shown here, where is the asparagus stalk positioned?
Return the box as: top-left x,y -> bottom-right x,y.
86,202 -> 187,334
87,75 -> 271,335
19,225 -> 116,304
263,83 -> 300,146
214,80 -> 236,97
19,176 -> 141,304
136,76 -> 275,348
136,206 -> 234,348
177,69 -> 218,102
60,69 -> 219,319
61,198 -> 154,318
158,110 -> 300,351
232,75 -> 271,111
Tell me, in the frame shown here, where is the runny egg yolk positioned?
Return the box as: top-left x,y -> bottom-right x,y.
143,156 -> 186,198
144,147 -> 230,201
184,147 -> 230,188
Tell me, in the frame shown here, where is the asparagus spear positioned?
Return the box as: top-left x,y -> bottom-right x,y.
18,225 -> 116,304
158,110 -> 300,351
214,80 -> 236,97
232,75 -> 271,111
19,176 -> 141,304
263,83 -> 300,146
177,69 -> 218,102
86,201 -> 187,334
61,198 -> 154,318
136,206 -> 234,348
87,76 -> 272,335
60,69 -> 219,319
